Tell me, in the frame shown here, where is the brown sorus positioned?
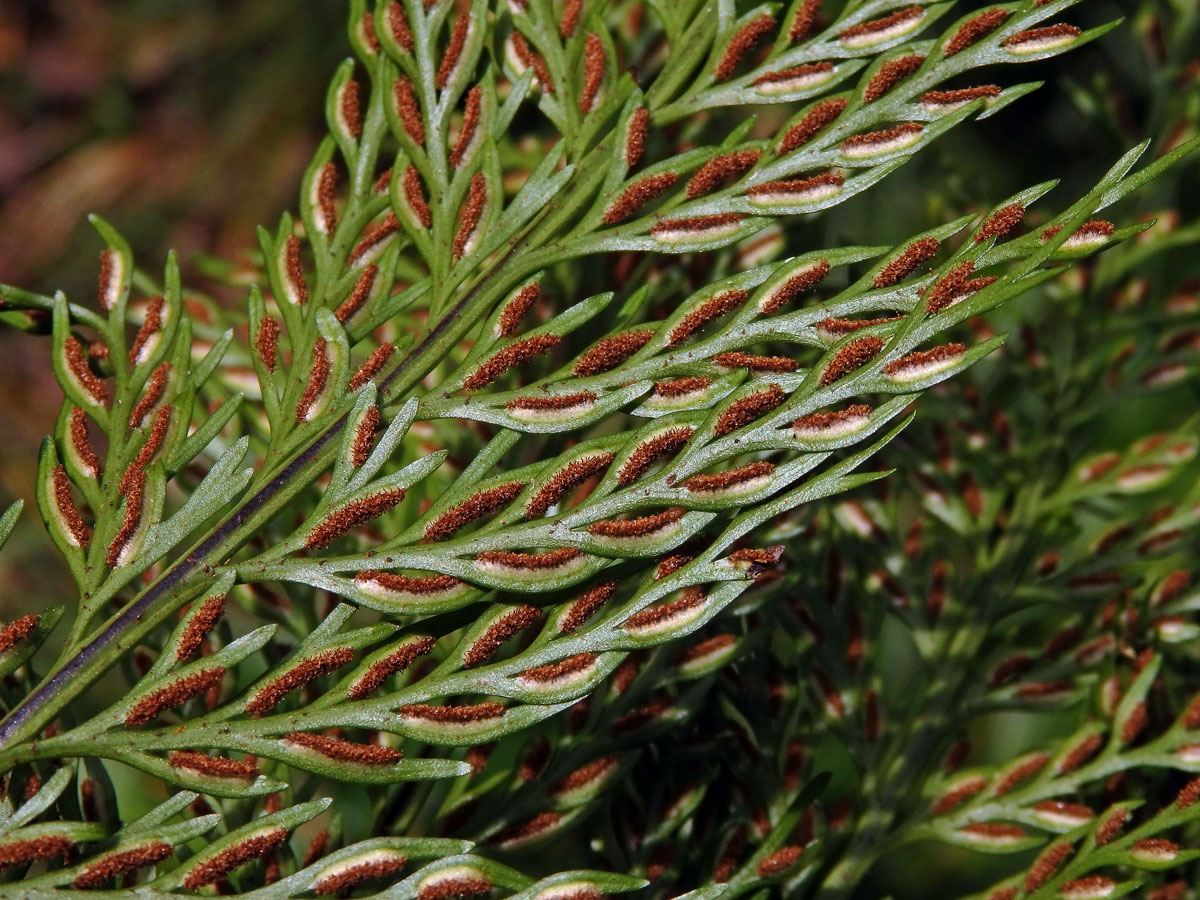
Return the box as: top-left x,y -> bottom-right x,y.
1024,841 -> 1071,893
286,730 -> 403,764
129,294 -> 164,364
575,330 -> 654,375
65,336 -> 110,405
650,212 -> 745,237
756,61 -> 834,91
181,829 -> 288,888
519,653 -> 597,683
351,405 -> 381,468
464,333 -> 561,390
450,86 -> 482,169
820,335 -> 886,385
246,647 -> 354,716
398,702 -> 506,722
756,846 -> 803,877
394,77 -> 425,144
684,461 -> 775,492
295,338 -> 330,424
0,835 -> 74,868
944,9 -> 1010,56
589,508 -> 686,538
453,174 -> 487,259
993,753 -> 1050,795
816,316 -> 901,336
874,237 -> 940,287
746,172 -> 844,200
303,830 -> 330,867
789,0 -> 821,41
715,14 -> 775,81
499,284 -> 539,337
618,427 -> 695,485
125,667 -> 225,725
388,1 -> 413,50
400,166 -> 434,232
97,248 -> 118,310
931,775 -> 987,814
687,150 -> 761,199
73,841 -> 173,888
418,875 -> 493,900
1014,680 -> 1074,699
351,212 -> 401,261
560,0 -> 581,37
727,546 -> 783,567
1002,24 -> 1082,48
490,811 -> 562,846
668,290 -> 748,345
560,581 -> 618,632
713,351 -> 798,372
580,33 -> 604,113
924,85 -> 1002,107
924,260 -> 976,314
306,488 -> 406,550
1121,700 -> 1148,744
612,700 -> 670,734
839,6 -> 923,42
284,234 -> 308,304
1042,219 -> 1114,243
527,453 -> 614,517
314,852 -> 407,895
714,826 -> 747,882
122,408 -> 170,499
760,259 -> 831,313
176,593 -> 225,662
337,264 -> 380,323
676,633 -> 737,666
1176,776 -> 1200,809
476,548 -> 582,569
863,54 -> 925,103
462,606 -> 541,668
654,376 -> 710,398
963,822 -> 1026,840
348,636 -> 437,699
883,343 -> 965,377
52,465 -> 91,547
107,467 -> 145,566
623,588 -> 705,630
553,754 -> 618,794
436,14 -> 470,89
841,122 -> 923,153
625,107 -> 650,166
512,32 -> 555,94
603,173 -> 680,225
715,384 -> 786,436
425,482 -> 524,541
0,614 -> 38,655
778,98 -> 846,154
168,750 -> 258,780
129,361 -> 171,429
340,79 -> 362,138
349,342 -> 396,391
507,390 -> 597,414
1058,733 -> 1103,773
256,315 -> 280,372
1060,878 -> 1117,899
317,162 -> 339,231
68,407 -> 101,477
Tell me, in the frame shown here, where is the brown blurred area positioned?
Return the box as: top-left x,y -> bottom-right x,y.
0,0 -> 343,611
